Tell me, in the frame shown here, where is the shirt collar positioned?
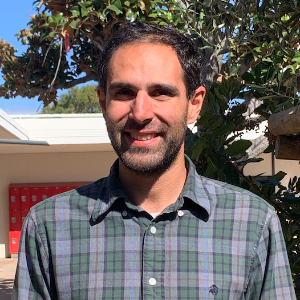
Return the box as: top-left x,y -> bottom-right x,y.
91,159 -> 125,222
91,156 -> 212,222
182,155 -> 211,221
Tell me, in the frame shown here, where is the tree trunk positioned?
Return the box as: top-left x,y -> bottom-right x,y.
269,106 -> 300,136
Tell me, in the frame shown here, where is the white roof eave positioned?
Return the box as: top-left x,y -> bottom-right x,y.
0,108 -> 29,140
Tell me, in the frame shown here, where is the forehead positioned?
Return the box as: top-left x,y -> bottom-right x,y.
107,42 -> 185,86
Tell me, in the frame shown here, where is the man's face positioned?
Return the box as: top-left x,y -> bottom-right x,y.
98,42 -> 204,174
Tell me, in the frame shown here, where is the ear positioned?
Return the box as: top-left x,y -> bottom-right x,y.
187,86 -> 206,124
97,86 -> 107,118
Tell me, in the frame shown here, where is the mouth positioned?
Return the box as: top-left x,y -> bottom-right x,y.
129,132 -> 157,141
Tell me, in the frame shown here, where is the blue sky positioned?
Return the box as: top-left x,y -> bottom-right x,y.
0,1 -> 89,114
0,1 -> 42,114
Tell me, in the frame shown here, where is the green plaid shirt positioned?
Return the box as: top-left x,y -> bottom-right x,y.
13,157 -> 296,300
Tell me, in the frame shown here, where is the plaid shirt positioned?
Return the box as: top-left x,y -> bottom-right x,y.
13,157 -> 296,300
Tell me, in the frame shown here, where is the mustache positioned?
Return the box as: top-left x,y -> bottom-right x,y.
122,119 -> 166,132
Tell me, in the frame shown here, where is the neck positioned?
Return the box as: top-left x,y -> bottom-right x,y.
119,148 -> 187,213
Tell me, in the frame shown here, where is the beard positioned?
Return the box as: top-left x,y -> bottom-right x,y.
106,110 -> 188,176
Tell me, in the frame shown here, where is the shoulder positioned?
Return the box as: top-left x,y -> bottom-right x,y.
195,173 -> 276,226
199,173 -> 274,210
28,177 -> 109,225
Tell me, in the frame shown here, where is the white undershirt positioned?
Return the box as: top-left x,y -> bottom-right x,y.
149,212 -> 160,219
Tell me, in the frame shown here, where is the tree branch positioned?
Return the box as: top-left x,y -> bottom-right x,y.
23,73 -> 97,98
242,93 -> 262,117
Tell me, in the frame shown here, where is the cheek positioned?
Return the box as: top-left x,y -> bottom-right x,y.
154,102 -> 188,123
106,101 -> 130,122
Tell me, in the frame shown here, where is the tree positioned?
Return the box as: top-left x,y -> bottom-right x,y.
41,84 -> 101,113
1,0 -> 300,295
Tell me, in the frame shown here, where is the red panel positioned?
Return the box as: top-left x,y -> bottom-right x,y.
21,209 -> 30,224
51,186 -> 62,197
20,188 -> 31,210
9,209 -> 22,231
9,231 -> 21,254
9,188 -> 21,210
40,187 -> 52,201
30,187 -> 43,206
62,185 -> 78,192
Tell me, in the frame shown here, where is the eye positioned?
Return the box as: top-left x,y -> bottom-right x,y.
151,89 -> 173,100
114,89 -> 136,100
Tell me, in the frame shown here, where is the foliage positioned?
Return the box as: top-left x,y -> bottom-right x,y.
41,84 -> 101,113
185,78 -> 300,296
0,0 -> 184,106
1,0 -> 300,295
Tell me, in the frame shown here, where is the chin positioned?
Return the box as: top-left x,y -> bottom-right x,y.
119,151 -> 179,175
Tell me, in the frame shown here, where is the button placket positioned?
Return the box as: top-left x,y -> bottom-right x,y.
177,210 -> 184,217
149,277 -> 157,286
150,226 -> 157,234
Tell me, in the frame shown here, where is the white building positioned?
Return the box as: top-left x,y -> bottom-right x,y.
0,109 -> 116,258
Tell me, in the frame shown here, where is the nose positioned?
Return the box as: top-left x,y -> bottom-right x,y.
129,91 -> 154,124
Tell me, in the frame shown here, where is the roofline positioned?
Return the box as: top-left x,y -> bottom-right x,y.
11,113 -> 104,120
0,108 -> 29,140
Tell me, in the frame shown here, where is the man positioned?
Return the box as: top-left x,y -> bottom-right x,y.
13,22 -> 296,299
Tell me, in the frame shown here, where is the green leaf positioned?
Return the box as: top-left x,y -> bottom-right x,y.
205,160 -> 215,178
223,162 -> 240,186
241,72 -> 254,82
207,149 -> 224,169
112,0 -> 123,10
81,8 -> 89,17
217,169 -> 226,182
211,122 -> 236,137
209,117 -> 223,131
292,52 -> 300,64
241,180 -> 250,190
237,157 -> 264,166
196,110 -> 214,126
226,139 -> 252,156
266,179 -> 280,186
78,2 -> 86,9
185,132 -> 199,150
172,13 -> 181,25
107,4 -> 123,15
48,16 -> 55,23
190,139 -> 206,159
268,171 -> 286,182
70,7 -> 80,17
49,32 -> 56,38
69,20 -> 78,29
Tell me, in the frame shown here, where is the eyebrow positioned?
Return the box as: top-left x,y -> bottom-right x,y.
108,82 -> 180,96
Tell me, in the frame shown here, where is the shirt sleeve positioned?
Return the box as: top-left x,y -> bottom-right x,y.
12,212 -> 57,300
245,211 -> 296,299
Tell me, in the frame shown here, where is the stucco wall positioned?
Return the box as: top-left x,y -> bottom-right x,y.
0,151 -> 117,258
244,153 -> 300,187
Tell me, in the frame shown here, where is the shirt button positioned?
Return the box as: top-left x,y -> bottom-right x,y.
150,226 -> 157,234
122,211 -> 127,217
149,277 -> 157,285
177,210 -> 184,217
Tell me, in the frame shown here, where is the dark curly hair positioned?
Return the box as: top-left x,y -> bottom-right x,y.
97,21 -> 204,100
